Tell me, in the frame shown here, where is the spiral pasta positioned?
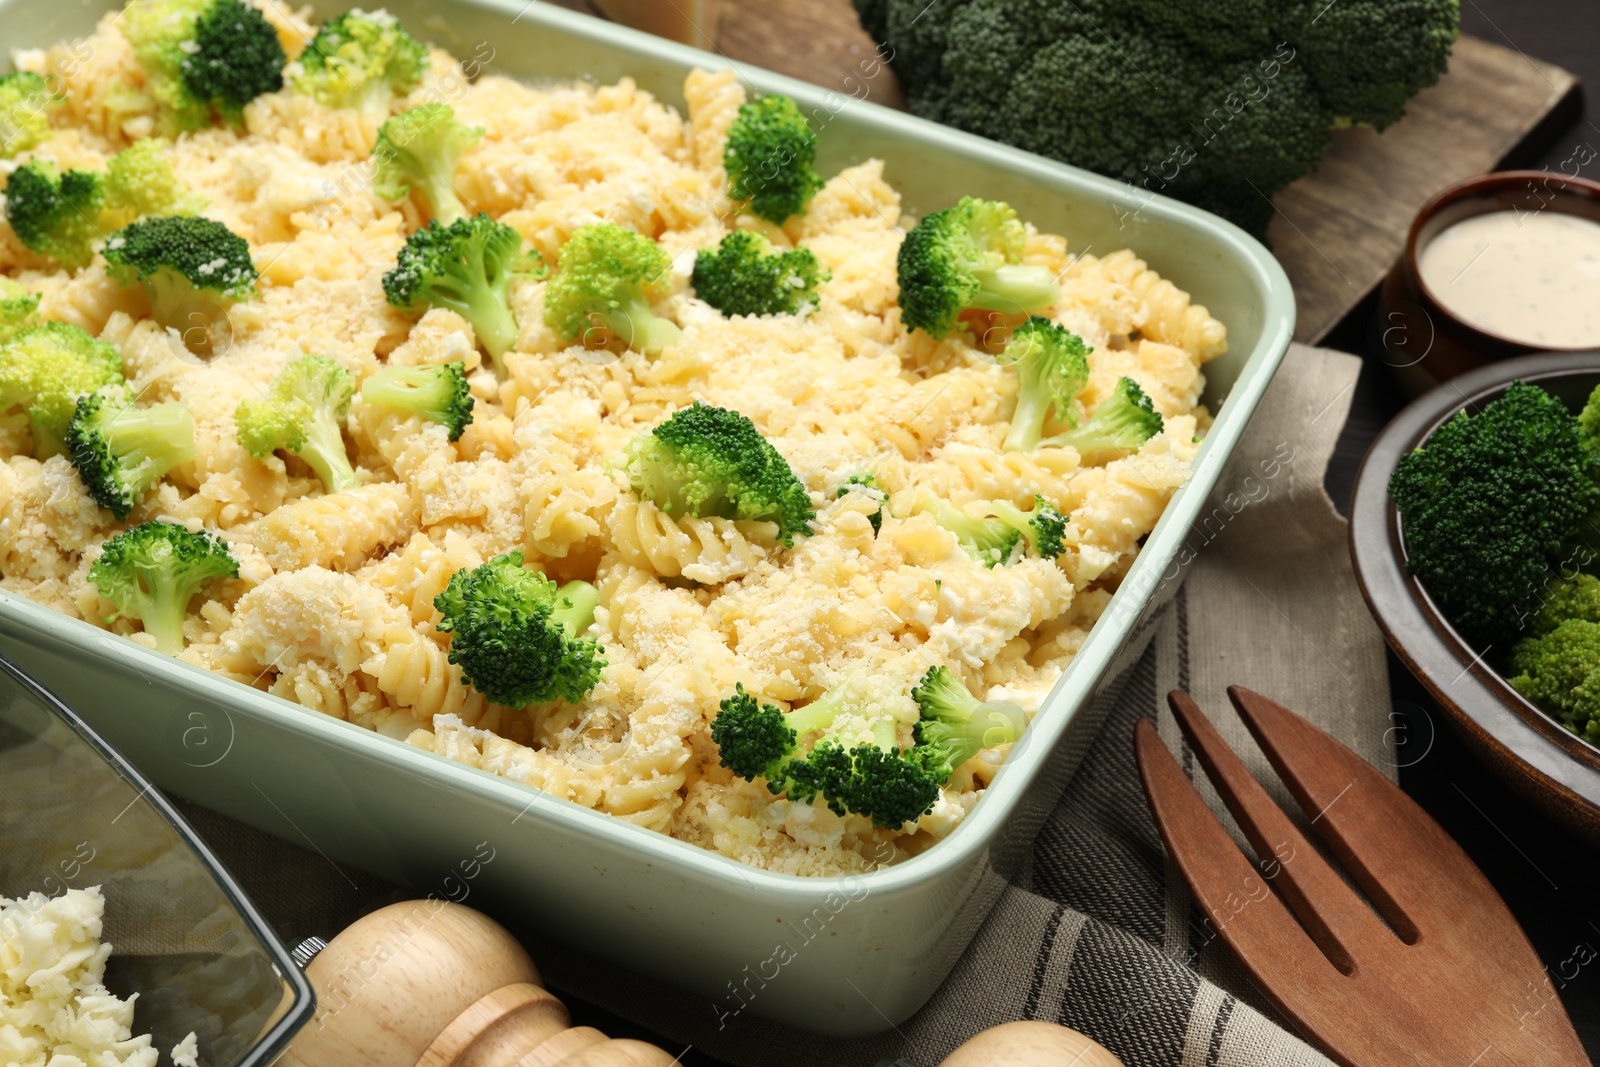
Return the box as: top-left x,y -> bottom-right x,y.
604,496 -> 775,584
251,482 -> 421,572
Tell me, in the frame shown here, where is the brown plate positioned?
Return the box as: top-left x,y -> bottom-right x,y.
1349,351 -> 1600,841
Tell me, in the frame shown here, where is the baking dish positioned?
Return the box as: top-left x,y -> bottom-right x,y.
0,0 -> 1295,1036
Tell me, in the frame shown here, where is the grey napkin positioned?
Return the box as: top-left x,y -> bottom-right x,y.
525,342 -> 1393,1066
180,342 -> 1392,1067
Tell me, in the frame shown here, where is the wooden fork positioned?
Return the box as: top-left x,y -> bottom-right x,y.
1134,686 -> 1589,1067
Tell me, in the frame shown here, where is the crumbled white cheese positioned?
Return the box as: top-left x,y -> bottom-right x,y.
171,1030 -> 201,1067
0,886 -> 170,1067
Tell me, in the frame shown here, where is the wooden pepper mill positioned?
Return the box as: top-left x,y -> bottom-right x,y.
278,900 -> 678,1067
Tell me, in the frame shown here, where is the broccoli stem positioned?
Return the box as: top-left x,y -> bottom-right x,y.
1004,387 -> 1060,453
969,264 -> 1060,316
462,286 -> 520,370
600,293 -> 682,356
131,574 -> 192,655
550,580 -> 600,638
300,410 -> 360,493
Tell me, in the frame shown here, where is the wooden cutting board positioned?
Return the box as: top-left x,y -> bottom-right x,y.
549,0 -> 1580,344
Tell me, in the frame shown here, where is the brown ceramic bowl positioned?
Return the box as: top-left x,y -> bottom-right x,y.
1377,171 -> 1600,395
1350,352 -> 1600,841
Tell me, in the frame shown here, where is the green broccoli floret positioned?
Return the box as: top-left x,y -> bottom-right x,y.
835,472 -> 884,535
1507,619 -> 1600,745
723,94 -> 824,225
1040,376 -> 1163,458
234,354 -> 358,492
0,279 -> 41,344
0,321 -> 124,456
382,213 -> 533,373
918,495 -> 1020,567
372,103 -> 483,224
986,495 -> 1067,560
711,681 -> 939,829
543,222 -> 681,356
67,385 -> 196,520
623,401 -> 814,546
896,197 -> 1060,339
0,71 -> 54,159
103,214 -> 258,336
358,360 -> 474,441
121,0 -> 287,131
910,665 -> 1025,781
102,138 -> 205,230
1000,316 -> 1090,452
434,550 -> 605,706
1390,381 -> 1600,650
691,231 -> 828,318
291,9 -> 427,118
1579,382 -> 1600,447
4,160 -> 105,268
88,521 -> 238,654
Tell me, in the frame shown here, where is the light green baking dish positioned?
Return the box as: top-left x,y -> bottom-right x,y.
0,0 -> 1295,1036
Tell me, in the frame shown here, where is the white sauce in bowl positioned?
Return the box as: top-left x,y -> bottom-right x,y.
1417,209 -> 1600,348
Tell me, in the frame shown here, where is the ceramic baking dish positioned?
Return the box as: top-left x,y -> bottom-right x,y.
0,0 -> 1295,1036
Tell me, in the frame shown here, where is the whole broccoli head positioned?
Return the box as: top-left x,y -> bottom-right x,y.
856,0 -> 1458,237
382,213 -> 534,373
624,401 -> 815,546
724,94 -> 824,225
0,279 -> 42,344
121,0 -> 288,130
1507,618 -> 1600,745
67,384 -> 196,520
691,231 -> 828,318
89,521 -> 239,654
896,197 -> 1060,339
0,71 -> 54,159
101,138 -> 205,230
1390,381 -> 1600,651
372,103 -> 483,225
0,321 -> 124,457
358,360 -> 474,441
103,214 -> 258,335
543,222 -> 681,356
291,9 -> 427,118
911,665 -> 1025,781
4,160 -> 106,268
235,353 -> 358,493
434,551 -> 605,706
999,316 -> 1090,452
1041,376 -> 1164,459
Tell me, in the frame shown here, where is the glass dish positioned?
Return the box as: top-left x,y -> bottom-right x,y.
0,652 -> 314,1065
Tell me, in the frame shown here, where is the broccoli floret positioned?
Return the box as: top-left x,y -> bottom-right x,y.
858,0 -> 1458,237
711,681 -> 939,828
372,103 -> 483,224
910,665 -> 1025,781
1000,316 -> 1090,452
0,71 -> 54,159
103,214 -> 258,335
543,222 -> 681,356
0,279 -> 41,344
4,160 -> 105,268
896,197 -> 1060,339
358,360 -> 474,441
102,139 -> 205,230
1040,376 -> 1164,458
623,401 -> 814,546
986,495 -> 1067,560
1507,619 -> 1600,745
234,353 -> 359,492
121,0 -> 287,131
434,551 -> 605,706
1520,573 -> 1600,640
382,213 -> 533,373
291,9 -> 427,118
88,521 -> 238,654
1390,381 -> 1600,650
835,472 -> 885,535
691,231 -> 828,318
723,94 -> 824,225
67,385 -> 196,520
918,495 -> 1020,567
0,321 -> 124,457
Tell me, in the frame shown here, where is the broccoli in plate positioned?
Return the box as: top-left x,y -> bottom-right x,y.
999,316 -> 1090,452
896,197 -> 1060,339
0,321 -> 124,457
358,360 -> 475,441
0,279 -> 41,345
372,103 -> 483,224
235,354 -> 359,493
723,94 -> 824,225
543,222 -> 681,356
67,384 -> 196,520
292,8 -> 428,119
120,0 -> 288,130
623,401 -> 814,546
0,71 -> 54,159
691,231 -> 828,318
1040,376 -> 1163,458
916,494 -> 1065,567
434,550 -> 605,707
103,214 -> 257,338
4,160 -> 106,269
89,521 -> 239,654
910,665 -> 1025,781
